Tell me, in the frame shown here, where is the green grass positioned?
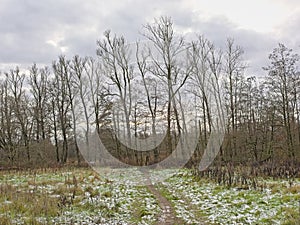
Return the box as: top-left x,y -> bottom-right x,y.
157,169 -> 300,225
0,167 -> 299,224
0,167 -> 160,225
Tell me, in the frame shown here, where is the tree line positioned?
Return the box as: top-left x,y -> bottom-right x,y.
0,17 -> 299,168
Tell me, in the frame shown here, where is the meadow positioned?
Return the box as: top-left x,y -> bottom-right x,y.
0,167 -> 299,224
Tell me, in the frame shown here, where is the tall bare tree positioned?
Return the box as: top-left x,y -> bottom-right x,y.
143,16 -> 190,151
0,78 -> 19,163
223,38 -> 246,158
97,31 -> 134,148
188,36 -> 214,144
5,68 -> 32,161
264,43 -> 300,158
28,64 -> 50,142
52,56 -> 72,163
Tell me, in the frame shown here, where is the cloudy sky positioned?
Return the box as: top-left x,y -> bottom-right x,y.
0,0 -> 299,75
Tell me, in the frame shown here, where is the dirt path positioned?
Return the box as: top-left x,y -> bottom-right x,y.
142,170 -> 183,225
147,183 -> 180,225
142,170 -> 207,225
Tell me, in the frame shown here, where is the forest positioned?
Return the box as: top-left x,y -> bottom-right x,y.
0,17 -> 299,169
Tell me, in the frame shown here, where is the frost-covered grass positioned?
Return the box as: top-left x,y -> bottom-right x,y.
0,167 -> 160,225
0,167 -> 299,225
158,169 -> 300,225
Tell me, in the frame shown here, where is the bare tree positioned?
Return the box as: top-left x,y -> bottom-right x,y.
52,56 -> 72,163
223,38 -> 246,158
264,43 -> 300,158
188,36 -> 214,144
0,78 -> 19,163
5,68 -> 32,161
69,55 -> 90,164
28,64 -> 50,142
136,42 -> 159,137
97,30 -> 134,151
143,16 -> 190,151
84,56 -> 113,162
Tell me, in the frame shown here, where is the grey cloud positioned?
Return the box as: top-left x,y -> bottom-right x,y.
0,0 -> 104,64
278,13 -> 300,49
0,0 -> 297,76
173,14 -> 278,75
229,28 -> 277,75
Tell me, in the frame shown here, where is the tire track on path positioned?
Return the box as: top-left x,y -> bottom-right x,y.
142,170 -> 208,225
142,170 -> 183,225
